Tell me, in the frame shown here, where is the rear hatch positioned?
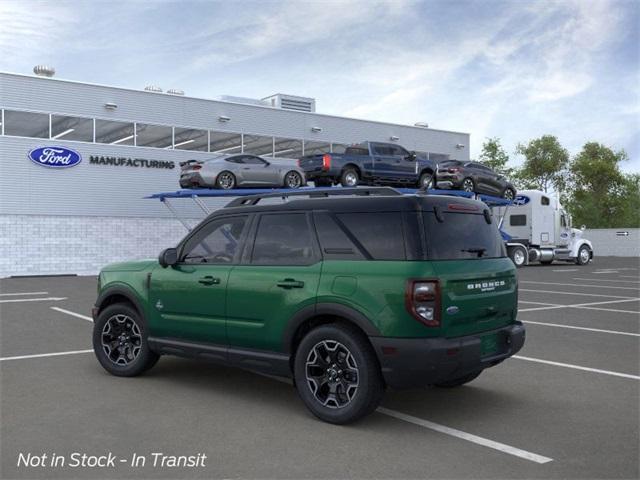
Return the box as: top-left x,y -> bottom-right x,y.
423,206 -> 517,340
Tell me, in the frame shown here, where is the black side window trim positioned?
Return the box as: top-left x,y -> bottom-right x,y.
176,214 -> 253,265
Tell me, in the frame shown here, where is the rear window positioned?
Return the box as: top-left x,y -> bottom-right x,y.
423,212 -> 505,260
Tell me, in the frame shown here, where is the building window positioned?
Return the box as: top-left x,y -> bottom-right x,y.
303,141 -> 331,156
273,137 -> 303,159
173,127 -> 208,151
51,114 -> 93,142
95,119 -> 135,145
243,134 -> 274,156
210,131 -> 243,154
3,110 -> 49,138
135,123 -> 173,148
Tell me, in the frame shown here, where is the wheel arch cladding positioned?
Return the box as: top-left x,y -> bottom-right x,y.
283,303 -> 381,356
342,163 -> 361,175
96,287 -> 145,318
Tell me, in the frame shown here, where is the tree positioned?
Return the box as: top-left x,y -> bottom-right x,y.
479,137 -> 511,174
565,142 -> 638,228
515,135 -> 569,193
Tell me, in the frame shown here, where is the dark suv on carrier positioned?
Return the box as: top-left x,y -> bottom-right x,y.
92,188 -> 525,424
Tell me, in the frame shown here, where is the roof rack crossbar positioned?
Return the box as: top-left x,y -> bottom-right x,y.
225,187 -> 401,208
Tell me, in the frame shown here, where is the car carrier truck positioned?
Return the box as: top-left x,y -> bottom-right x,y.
492,190 -> 594,267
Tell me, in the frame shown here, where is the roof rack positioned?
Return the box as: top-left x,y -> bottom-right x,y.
224,187 -> 402,208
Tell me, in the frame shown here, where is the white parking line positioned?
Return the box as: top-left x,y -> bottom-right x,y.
0,349 -> 93,362
521,281 -> 640,291
0,291 -> 49,296
252,371 -> 554,464
519,297 -> 640,313
519,300 -> 562,306
620,275 -> 640,279
51,307 -> 93,322
573,278 -> 640,284
520,289 -> 636,299
522,320 -> 640,337
377,407 -> 553,464
593,271 -> 620,274
0,297 -> 68,304
552,269 -> 579,272
513,356 -> 640,380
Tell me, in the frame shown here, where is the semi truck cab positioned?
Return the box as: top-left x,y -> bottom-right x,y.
493,190 -> 594,267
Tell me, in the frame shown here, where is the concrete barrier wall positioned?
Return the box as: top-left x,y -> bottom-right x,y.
584,228 -> 640,257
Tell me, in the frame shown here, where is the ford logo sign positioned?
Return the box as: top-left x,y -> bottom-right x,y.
513,195 -> 530,206
28,146 -> 82,168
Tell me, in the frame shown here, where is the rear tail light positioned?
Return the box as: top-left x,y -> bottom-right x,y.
448,167 -> 460,173
405,279 -> 440,327
297,159 -> 301,167
322,154 -> 332,171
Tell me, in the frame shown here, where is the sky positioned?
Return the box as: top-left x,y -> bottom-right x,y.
1,0 -> 638,172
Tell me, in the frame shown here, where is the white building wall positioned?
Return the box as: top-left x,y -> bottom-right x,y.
584,228 -> 640,257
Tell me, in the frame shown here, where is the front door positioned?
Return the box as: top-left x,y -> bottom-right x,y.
226,212 -> 321,352
240,155 -> 278,186
148,215 -> 250,344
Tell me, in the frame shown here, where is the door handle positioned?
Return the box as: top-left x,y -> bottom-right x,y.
276,278 -> 305,289
198,276 -> 220,285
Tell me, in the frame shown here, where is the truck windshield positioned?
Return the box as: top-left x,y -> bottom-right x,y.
423,212 -> 505,260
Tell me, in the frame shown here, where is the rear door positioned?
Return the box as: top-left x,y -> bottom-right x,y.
226,212 -> 321,352
423,209 -> 516,341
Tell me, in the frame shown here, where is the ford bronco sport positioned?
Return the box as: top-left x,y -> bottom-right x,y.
92,187 -> 525,424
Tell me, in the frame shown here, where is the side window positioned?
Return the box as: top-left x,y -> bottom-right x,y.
561,215 -> 567,227
372,144 -> 392,156
541,196 -> 550,206
243,156 -> 267,165
226,156 -> 244,164
252,214 -> 315,265
313,212 -> 365,260
181,216 -> 248,264
391,145 -> 410,157
510,215 -> 527,226
336,212 -> 405,260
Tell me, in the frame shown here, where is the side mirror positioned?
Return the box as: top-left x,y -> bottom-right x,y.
263,161 -> 270,167
158,248 -> 178,268
581,225 -> 586,231
407,151 -> 417,161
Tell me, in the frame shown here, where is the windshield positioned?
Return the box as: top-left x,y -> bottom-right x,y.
423,212 -> 506,260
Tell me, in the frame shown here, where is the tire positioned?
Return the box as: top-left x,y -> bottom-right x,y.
435,370 -> 482,388
503,188 -> 516,201
216,171 -> 236,190
418,171 -> 434,189
314,178 -> 333,187
93,303 -> 159,377
284,171 -> 303,189
340,168 -> 359,187
461,177 -> 475,192
294,324 -> 384,425
508,245 -> 527,268
576,245 -> 591,265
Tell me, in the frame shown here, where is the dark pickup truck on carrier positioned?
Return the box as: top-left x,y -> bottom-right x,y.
298,141 -> 437,188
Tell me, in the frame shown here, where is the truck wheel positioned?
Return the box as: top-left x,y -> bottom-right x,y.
418,172 -> 434,189
216,171 -> 236,189
340,168 -> 359,187
435,370 -> 482,388
576,245 -> 591,265
93,303 -> 159,377
508,245 -> 527,268
294,324 -> 384,424
461,177 -> 475,192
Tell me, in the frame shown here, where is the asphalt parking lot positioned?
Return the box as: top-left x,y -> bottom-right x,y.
1,256 -> 638,479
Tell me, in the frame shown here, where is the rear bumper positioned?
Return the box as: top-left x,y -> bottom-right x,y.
179,172 -> 208,188
370,322 -> 525,389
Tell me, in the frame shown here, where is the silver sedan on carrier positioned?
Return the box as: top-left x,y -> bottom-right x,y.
179,154 -> 307,189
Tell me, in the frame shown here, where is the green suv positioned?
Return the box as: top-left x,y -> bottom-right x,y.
92,188 -> 524,424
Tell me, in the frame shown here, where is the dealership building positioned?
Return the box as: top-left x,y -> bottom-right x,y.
0,69 -> 470,277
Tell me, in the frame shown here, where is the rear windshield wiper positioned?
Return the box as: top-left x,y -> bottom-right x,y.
461,248 -> 487,257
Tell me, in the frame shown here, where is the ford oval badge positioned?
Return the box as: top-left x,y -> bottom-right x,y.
446,306 -> 460,315
28,146 -> 82,168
